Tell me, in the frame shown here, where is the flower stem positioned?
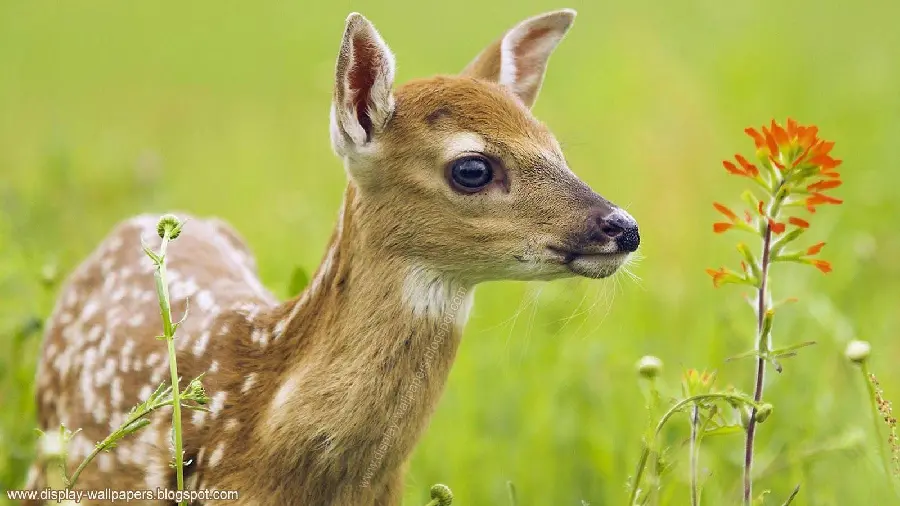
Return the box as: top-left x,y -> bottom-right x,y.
67,398 -> 174,488
743,220 -> 774,505
628,393 -> 762,505
153,232 -> 187,506
690,404 -> 701,506
861,362 -> 898,496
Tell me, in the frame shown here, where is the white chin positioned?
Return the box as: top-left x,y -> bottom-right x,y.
567,253 -> 630,279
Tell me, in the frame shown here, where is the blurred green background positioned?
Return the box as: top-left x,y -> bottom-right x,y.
2,0 -> 899,504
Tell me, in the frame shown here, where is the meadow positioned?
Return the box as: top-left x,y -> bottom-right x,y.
2,0 -> 900,504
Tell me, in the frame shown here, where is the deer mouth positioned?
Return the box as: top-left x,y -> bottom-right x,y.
546,246 -> 630,279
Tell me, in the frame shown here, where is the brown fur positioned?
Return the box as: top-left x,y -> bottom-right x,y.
27,9 -> 637,506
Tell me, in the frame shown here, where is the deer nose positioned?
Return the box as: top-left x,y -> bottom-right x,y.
596,210 -> 640,253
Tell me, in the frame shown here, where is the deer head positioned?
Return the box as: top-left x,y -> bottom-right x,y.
329,10 -> 639,285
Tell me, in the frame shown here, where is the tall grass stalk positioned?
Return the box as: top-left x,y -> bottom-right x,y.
144,215 -> 187,505
689,404 -> 701,506
743,218 -> 774,505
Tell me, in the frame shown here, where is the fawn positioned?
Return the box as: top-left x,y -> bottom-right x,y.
27,8 -> 639,506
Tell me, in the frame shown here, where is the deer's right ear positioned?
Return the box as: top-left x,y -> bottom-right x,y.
330,13 -> 396,157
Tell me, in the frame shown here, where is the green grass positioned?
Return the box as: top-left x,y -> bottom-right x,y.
2,1 -> 900,504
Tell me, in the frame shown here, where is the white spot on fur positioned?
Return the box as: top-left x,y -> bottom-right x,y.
224,419 -> 239,432
98,452 -> 113,471
208,442 -> 225,467
81,299 -> 100,321
209,360 -> 219,373
273,319 -> 287,337
127,313 -> 145,327
86,325 -> 102,342
196,290 -> 215,311
241,373 -> 257,394
271,376 -> 297,411
193,331 -> 211,357
146,353 -> 162,367
210,391 -> 227,418
110,377 -> 124,408
192,408 -> 207,427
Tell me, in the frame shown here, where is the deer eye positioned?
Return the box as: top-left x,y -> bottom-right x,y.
450,156 -> 493,192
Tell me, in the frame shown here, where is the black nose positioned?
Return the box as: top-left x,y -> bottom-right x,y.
597,211 -> 640,253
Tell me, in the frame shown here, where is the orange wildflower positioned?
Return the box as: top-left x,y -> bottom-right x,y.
812,260 -> 832,274
723,160 -> 744,176
806,192 -> 844,212
706,267 -> 728,287
806,242 -> 826,256
762,126 -> 779,158
770,119 -> 789,147
745,127 -> 766,150
788,217 -> 810,229
735,154 -> 759,177
714,222 -> 733,233
767,219 -> 786,234
786,118 -> 799,138
714,202 -> 738,220
713,202 -> 740,233
807,180 -> 842,192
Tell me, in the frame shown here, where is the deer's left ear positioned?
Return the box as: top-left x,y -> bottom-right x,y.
331,13 -> 396,157
461,9 -> 575,108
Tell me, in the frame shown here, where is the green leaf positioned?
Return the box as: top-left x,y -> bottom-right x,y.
782,485 -> 801,505
702,425 -> 744,437
770,340 -> 817,355
507,481 -> 518,506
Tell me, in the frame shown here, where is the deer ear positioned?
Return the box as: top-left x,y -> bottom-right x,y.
330,13 -> 396,157
461,9 -> 575,108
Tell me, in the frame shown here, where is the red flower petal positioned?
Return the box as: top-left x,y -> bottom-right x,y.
807,192 -> 844,206
789,217 -> 810,228
735,154 -> 759,177
723,160 -> 745,176
787,118 -> 798,139
713,222 -> 733,233
770,155 -> 785,170
806,242 -> 826,255
812,154 -> 842,170
713,202 -> 738,220
745,127 -> 766,149
771,120 -> 789,146
768,219 -> 786,234
762,126 -> 779,158
807,180 -> 843,192
812,140 -> 835,157
812,259 -> 832,274
798,126 -> 819,149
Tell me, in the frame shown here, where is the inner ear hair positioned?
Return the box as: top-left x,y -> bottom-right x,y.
461,9 -> 576,108
331,13 -> 397,154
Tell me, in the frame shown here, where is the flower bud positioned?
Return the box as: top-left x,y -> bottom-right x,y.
755,403 -> 774,423
185,378 -> 209,405
39,430 -> 65,459
430,484 -> 453,506
636,355 -> 663,379
157,214 -> 182,240
845,340 -> 871,364
740,406 -> 752,429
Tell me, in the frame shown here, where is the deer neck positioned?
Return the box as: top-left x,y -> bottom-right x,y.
256,183 -> 474,487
